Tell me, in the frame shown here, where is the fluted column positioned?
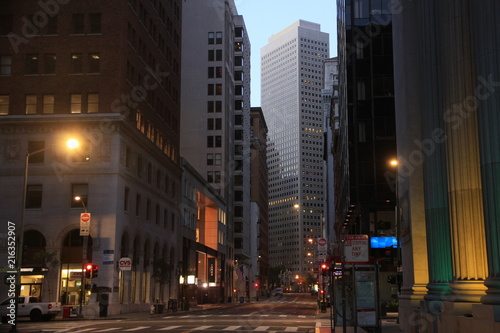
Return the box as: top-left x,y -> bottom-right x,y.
471,0 -> 500,306
418,0 -> 453,301
438,0 -> 487,302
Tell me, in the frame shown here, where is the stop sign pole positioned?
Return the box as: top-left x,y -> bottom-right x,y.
75,198 -> 90,318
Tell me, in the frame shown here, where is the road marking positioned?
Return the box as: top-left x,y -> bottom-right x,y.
157,326 -> 181,331
223,326 -> 242,330
192,325 -> 212,330
279,314 -> 288,317
298,315 -> 306,318
285,328 -> 298,332
253,326 -> 270,331
123,326 -> 151,331
93,328 -> 121,332
56,329 -> 96,333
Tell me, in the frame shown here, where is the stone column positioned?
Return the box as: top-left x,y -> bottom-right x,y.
471,0 -> 500,306
417,0 -> 454,301
438,0 -> 487,302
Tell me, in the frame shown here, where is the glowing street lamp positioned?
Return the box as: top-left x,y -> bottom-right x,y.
12,138 -> 78,332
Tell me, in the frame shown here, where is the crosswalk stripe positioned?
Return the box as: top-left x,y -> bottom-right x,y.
192,325 -> 212,330
93,328 -> 121,332
223,326 -> 242,330
157,326 -> 181,331
284,328 -> 298,332
279,314 -> 287,317
123,326 -> 151,331
254,326 -> 270,331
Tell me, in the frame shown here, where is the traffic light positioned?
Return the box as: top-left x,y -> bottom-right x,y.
320,263 -> 328,275
385,247 -> 393,263
254,282 -> 259,288
92,265 -> 99,278
85,264 -> 93,279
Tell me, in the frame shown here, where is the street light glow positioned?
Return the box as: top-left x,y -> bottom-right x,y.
67,138 -> 79,149
390,159 -> 398,166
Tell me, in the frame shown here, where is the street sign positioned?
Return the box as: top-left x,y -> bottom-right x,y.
118,257 -> 132,271
344,235 -> 369,263
317,237 -> 327,252
80,213 -> 91,236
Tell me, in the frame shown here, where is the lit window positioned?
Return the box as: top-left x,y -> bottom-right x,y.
88,53 -> 100,73
43,94 -> 54,114
71,94 -> 82,113
25,95 -> 37,114
71,183 -> 88,208
71,54 -> 83,73
26,54 -> 39,74
87,93 -> 98,113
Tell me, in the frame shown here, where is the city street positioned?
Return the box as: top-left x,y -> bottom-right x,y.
0,293 -> 328,333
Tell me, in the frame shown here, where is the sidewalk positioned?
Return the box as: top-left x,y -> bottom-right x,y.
315,311 -> 401,333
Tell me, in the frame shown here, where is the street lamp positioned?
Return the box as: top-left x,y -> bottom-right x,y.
74,195 -> 89,317
11,139 -> 78,332
389,159 -> 401,294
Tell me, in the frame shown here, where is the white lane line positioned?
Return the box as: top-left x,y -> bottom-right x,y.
157,326 -> 181,331
192,326 -> 212,330
123,326 -> 151,331
253,326 -> 270,331
223,326 -> 242,330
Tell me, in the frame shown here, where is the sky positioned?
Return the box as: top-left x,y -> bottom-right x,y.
236,0 -> 338,106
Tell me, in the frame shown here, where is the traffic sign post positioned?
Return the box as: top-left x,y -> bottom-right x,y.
344,235 -> 369,263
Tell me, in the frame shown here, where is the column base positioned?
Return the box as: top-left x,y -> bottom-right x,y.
450,280 -> 487,302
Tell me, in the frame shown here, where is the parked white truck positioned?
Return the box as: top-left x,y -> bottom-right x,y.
0,296 -> 61,322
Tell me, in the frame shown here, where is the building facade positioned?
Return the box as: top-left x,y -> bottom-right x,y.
0,0 -> 183,316
180,0 -> 251,301
261,20 -> 329,285
393,1 -> 500,332
249,107 -> 269,298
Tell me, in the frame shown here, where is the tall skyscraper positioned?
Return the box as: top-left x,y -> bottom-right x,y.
261,20 -> 329,281
180,0 -> 251,301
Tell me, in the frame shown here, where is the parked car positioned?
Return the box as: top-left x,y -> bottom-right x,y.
0,296 -> 61,322
274,287 -> 283,296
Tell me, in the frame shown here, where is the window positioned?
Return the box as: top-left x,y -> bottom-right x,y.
207,171 -> 214,183
216,67 -> 222,78
235,129 -> 243,140
43,94 -> 54,114
87,93 -> 98,113
208,50 -> 214,61
235,27 -> 243,38
26,185 -> 42,209
216,50 -> 222,61
235,85 -> 243,96
70,94 -> 82,113
155,204 -> 160,224
207,101 -> 214,113
207,84 -> 214,95
207,153 -> 213,165
235,115 -> 242,125
215,101 -> 222,113
43,54 -> 56,74
215,153 -> 222,165
28,141 -> 45,163
72,14 -> 84,34
234,42 -> 243,52
215,135 -> 222,147
88,53 -> 100,73
215,84 -> 222,95
234,71 -> 243,81
25,95 -> 37,114
146,199 -> 151,220
208,32 -> 214,44
207,136 -> 214,147
89,13 -> 101,34
135,194 -> 141,217
71,54 -> 83,73
0,15 -> 13,35
171,213 -> 175,231
234,56 -> 242,66
71,183 -> 88,208
214,171 -> 221,183
26,54 -> 39,74
1,55 -> 11,75
47,16 -> 57,35
216,32 -> 222,44
208,67 -> 214,78
124,187 -> 130,211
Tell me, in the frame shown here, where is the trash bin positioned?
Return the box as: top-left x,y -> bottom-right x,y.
239,296 -> 244,303
153,303 -> 164,314
63,306 -> 71,318
320,301 -> 327,313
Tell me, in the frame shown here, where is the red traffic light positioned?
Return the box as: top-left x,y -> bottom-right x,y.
321,263 -> 328,270
85,264 -> 93,271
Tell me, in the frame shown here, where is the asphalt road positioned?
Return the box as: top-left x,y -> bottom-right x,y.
0,293 -> 326,333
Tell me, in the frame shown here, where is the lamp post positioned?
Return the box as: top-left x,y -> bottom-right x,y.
11,139 -> 78,332
74,195 -> 89,317
389,159 -> 401,294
